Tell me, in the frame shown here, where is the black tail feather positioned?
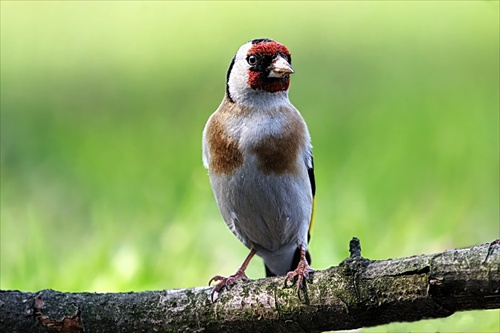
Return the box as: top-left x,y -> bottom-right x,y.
265,264 -> 275,277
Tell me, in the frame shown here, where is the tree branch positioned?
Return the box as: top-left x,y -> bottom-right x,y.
1,239 -> 499,332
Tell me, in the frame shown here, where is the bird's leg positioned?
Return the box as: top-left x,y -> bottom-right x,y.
209,248 -> 256,302
284,244 -> 314,298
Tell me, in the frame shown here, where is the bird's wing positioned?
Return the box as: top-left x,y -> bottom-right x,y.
307,153 -> 316,242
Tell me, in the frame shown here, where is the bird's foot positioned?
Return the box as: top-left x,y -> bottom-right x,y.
209,271 -> 249,302
284,251 -> 315,300
208,249 -> 257,302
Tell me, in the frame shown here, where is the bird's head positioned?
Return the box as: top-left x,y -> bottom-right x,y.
226,38 -> 294,105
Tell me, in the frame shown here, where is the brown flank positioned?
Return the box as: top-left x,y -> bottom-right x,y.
252,109 -> 306,175
207,112 -> 244,174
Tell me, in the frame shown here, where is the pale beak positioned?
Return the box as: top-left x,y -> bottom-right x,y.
268,55 -> 294,78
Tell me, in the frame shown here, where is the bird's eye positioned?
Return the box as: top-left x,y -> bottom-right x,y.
247,55 -> 257,65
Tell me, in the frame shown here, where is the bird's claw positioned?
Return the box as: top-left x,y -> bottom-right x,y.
284,261 -> 315,300
209,272 -> 249,302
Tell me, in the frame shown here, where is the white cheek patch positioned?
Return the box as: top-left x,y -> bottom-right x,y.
228,42 -> 253,101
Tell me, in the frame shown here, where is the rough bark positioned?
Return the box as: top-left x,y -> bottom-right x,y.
1,239 -> 499,333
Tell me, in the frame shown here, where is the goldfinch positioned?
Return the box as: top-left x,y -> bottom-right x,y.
202,38 -> 315,300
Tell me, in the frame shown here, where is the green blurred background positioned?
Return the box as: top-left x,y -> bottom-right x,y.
1,1 -> 498,332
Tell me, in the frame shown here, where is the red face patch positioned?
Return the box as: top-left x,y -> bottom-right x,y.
248,71 -> 290,92
248,41 -> 290,57
246,41 -> 292,92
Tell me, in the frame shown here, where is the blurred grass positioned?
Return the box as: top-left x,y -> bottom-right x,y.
1,1 -> 499,332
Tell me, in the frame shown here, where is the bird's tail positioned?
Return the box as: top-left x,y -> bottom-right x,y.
265,247 -> 312,277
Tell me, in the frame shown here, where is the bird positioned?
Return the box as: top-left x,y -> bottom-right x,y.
202,38 -> 315,301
